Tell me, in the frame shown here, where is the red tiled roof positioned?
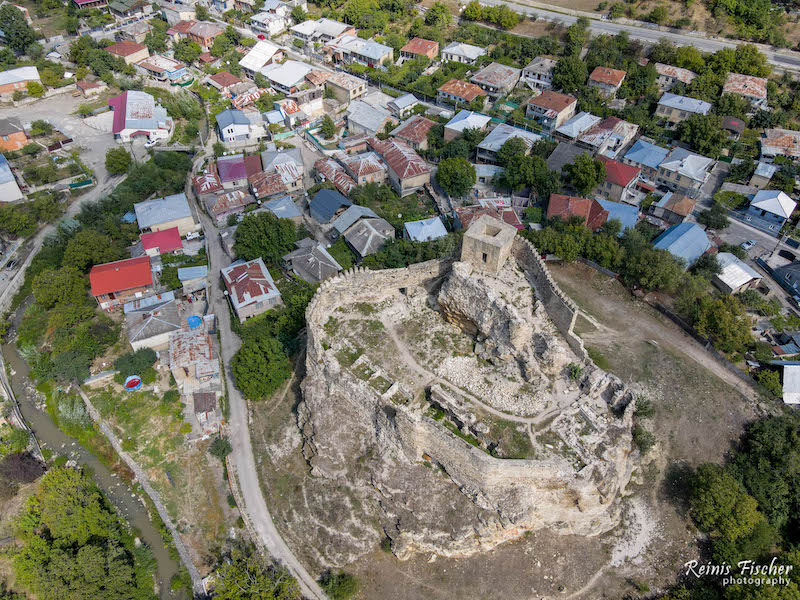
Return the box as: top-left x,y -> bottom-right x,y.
76,79 -> 100,91
400,37 -> 438,57
438,78 -> 486,102
141,227 -> 182,253
598,155 -> 640,187
391,115 -> 436,145
217,155 -> 247,183
90,256 -> 152,296
589,66 -> 626,87
367,137 -> 430,180
547,194 -> 608,231
198,52 -> 215,63
528,90 -> 576,114
168,20 -> 196,35
243,155 -> 263,178
455,205 -> 523,230
210,71 -> 241,88
105,40 -> 147,57
222,258 -> 276,307
306,70 -> 331,86
314,158 -> 356,196
193,163 -> 223,195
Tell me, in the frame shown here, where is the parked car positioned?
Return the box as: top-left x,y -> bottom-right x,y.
144,139 -> 158,148
741,240 -> 757,252
792,295 -> 800,309
5,260 -> 17,270
258,34 -> 266,40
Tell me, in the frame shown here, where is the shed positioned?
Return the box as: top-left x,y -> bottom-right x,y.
712,252 -> 762,294
403,217 -> 448,241
652,222 -> 711,267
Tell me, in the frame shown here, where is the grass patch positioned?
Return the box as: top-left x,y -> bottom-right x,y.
586,346 -> 611,371
369,376 -> 392,394
335,347 -> 362,367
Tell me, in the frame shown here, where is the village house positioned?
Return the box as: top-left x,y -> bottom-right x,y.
0,155 -> 22,202
108,0 -> 151,21
338,152 -> 386,185
343,217 -> 395,259
547,194 -> 608,231
476,124 -> 541,164
746,189 -> 797,233
169,328 -> 220,391
453,204 -> 522,230
117,19 -> 152,44
76,79 -> 106,98
125,292 -> 180,351
134,192 -> 198,236
525,91 -> 577,133
260,195 -> 303,223
655,93 -> 712,126
108,90 -> 172,143
217,154 -> 249,189
0,118 -> 27,151
649,191 -> 696,225
161,3 -> 195,26
206,190 -> 255,226
622,139 -> 670,183
521,57 -> 556,90
387,93 -> 419,119
105,40 -> 150,65
310,188 -> 353,223
193,163 -> 223,198
554,112 -> 602,143
221,257 -> 283,321
404,216 -> 447,241
594,156 -> 641,204
215,108 -> 251,142
261,60 -> 312,94
443,109 -> 492,142
390,115 -> 436,151
314,158 -> 357,196
90,256 -> 154,311
282,238 -> 342,283
166,19 -> 196,41
249,9 -> 290,37
325,34 -> 393,68
437,79 -> 487,107
712,252 -> 762,295
261,148 -> 304,195
0,66 -> 39,97
193,392 -> 220,435
442,41 -> 486,65
135,55 -> 187,82
588,66 -> 626,98
207,71 -> 242,96
400,37 -> 439,61
654,63 -> 696,91
290,18 -> 354,45
325,72 -> 368,104
368,137 -> 431,196
653,222 -> 711,267
576,116 -> 639,159
750,162 -> 777,189
761,128 -> 800,163
187,22 -> 225,50
723,73 -> 768,111
545,143 -> 584,176
656,147 -> 714,196
140,227 -> 183,257
470,62 -> 520,98
347,100 -> 395,137
239,40 -> 283,80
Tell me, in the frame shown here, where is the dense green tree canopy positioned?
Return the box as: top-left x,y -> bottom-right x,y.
105,147 -> 132,175
233,212 -> 299,266
215,547 -> 299,599
231,336 -> 292,401
62,229 -> 127,273
565,153 -> 605,196
436,157 -> 475,197
0,5 -> 36,53
32,268 -> 87,310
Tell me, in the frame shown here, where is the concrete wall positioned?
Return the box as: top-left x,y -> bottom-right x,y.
512,237 -> 586,359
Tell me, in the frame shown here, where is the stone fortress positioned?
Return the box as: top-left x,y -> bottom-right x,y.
298,215 -> 640,565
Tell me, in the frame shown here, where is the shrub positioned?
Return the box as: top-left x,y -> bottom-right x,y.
210,437 -> 232,461
567,363 -> 583,381
319,571 -> 360,600
634,397 -> 655,418
633,425 -> 656,454
113,348 -> 157,378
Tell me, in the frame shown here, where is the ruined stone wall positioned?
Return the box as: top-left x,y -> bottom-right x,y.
512,237 -> 586,360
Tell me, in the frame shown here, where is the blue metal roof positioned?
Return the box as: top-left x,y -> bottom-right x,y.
404,217 -> 448,242
596,199 -> 638,234
264,195 -> 302,220
215,108 -> 249,130
652,222 -> 711,267
623,139 -> 669,171
310,189 -> 352,223
177,265 -> 208,281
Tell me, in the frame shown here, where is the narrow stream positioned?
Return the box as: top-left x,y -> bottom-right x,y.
2,313 -> 187,600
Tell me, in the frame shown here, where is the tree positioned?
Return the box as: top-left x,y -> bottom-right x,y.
647,4 -> 669,24
425,1 -> 451,28
0,5 -> 36,53
113,348 -> 156,377
756,369 -> 782,398
319,571 -> 360,600
173,38 -> 202,64
290,5 -> 307,22
319,114 -> 336,140
697,203 -> 730,230
234,212 -> 298,265
565,153 -> 605,195
232,336 -> 292,401
678,114 -> 726,156
692,254 -> 721,279
436,157 -> 475,197
463,0 -> 482,20
195,4 -> 209,19
215,546 -> 300,600
690,463 -> 763,542
105,147 -> 132,175
26,81 -> 44,97
62,229 -> 126,273
209,437 -> 233,460
552,55 -> 587,94
211,34 -> 232,57
32,268 -> 87,309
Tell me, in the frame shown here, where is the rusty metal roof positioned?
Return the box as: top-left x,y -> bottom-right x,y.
390,115 -> 436,144
723,73 -> 767,99
589,66 -> 626,87
368,137 -> 430,179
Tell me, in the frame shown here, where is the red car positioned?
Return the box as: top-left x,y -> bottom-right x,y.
258,34 -> 266,40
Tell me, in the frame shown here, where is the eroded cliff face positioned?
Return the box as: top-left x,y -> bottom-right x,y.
296,257 -> 638,566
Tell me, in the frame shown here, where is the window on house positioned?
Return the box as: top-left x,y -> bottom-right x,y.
482,253 -> 488,263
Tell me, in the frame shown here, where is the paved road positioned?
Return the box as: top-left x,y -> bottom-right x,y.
480,0 -> 800,72
186,143 -> 326,600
